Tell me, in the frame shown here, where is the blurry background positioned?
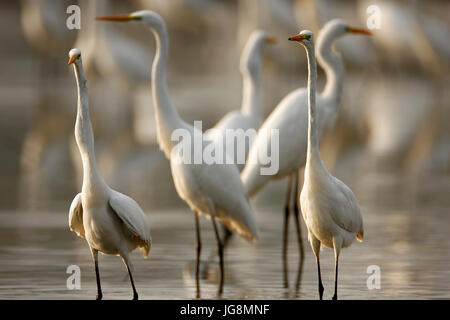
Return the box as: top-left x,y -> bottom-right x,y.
0,0 -> 448,212
0,0 -> 449,299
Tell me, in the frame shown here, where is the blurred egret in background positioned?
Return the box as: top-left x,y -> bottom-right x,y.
207,30 -> 276,171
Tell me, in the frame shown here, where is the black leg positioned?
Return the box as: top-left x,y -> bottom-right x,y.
122,257 -> 138,300
91,248 -> 102,300
332,255 -> 339,300
283,174 -> 293,288
316,257 -> 324,300
211,214 -> 224,296
221,224 -> 233,251
194,211 -> 202,298
294,171 -> 305,293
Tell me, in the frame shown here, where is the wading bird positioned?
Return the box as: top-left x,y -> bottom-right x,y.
207,30 -> 276,171
68,49 -> 151,300
240,19 -> 370,290
96,11 -> 258,298
288,31 -> 364,300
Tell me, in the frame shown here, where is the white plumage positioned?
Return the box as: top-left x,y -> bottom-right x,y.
68,48 -> 151,300
207,30 -> 275,170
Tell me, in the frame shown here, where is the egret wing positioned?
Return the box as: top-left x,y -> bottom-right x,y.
329,177 -> 363,237
109,190 -> 152,256
69,193 -> 85,239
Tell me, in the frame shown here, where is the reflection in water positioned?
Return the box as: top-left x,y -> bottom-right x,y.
0,202 -> 449,299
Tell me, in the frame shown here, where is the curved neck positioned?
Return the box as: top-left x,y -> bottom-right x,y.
305,43 -> 321,164
316,30 -> 344,105
241,72 -> 261,118
149,20 -> 185,158
73,62 -> 103,190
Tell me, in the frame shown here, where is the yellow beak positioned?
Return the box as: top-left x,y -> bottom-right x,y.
347,26 -> 372,35
96,15 -> 135,22
265,36 -> 277,44
68,54 -> 78,65
288,34 -> 306,42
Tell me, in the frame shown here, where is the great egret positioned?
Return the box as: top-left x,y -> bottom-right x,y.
241,19 -> 370,289
207,30 -> 276,171
68,49 -> 152,300
289,30 -> 364,300
96,11 -> 258,298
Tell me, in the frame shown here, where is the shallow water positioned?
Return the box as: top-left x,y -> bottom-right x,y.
0,204 -> 449,300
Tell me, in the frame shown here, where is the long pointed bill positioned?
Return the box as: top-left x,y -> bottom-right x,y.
288,34 -> 306,42
347,27 -> 372,35
68,55 -> 78,65
96,15 -> 135,22
266,36 -> 277,44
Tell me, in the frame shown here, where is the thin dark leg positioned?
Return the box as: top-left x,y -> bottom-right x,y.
91,248 -> 102,300
122,257 -> 138,300
332,256 -> 339,300
211,214 -> 224,296
316,257 -> 324,300
221,224 -> 233,251
294,170 -> 305,293
283,174 -> 293,288
194,211 -> 202,298
205,224 -> 231,265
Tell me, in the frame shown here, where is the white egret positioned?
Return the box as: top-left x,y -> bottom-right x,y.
207,30 -> 276,171
96,11 -> 258,298
241,19 -> 371,289
68,49 -> 152,300
289,30 -> 364,300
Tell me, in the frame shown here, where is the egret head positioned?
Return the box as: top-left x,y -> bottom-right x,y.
288,30 -> 314,48
240,30 -> 276,76
96,10 -> 164,27
68,48 -> 81,65
321,19 -> 372,39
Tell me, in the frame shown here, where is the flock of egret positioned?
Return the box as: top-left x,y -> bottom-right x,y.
68,9 -> 371,300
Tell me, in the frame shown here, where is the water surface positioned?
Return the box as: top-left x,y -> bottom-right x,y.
0,205 -> 449,300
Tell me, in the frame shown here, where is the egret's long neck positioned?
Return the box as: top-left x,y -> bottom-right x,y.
150,20 -> 185,158
316,29 -> 344,106
241,71 -> 261,118
305,43 -> 322,164
73,62 -> 104,190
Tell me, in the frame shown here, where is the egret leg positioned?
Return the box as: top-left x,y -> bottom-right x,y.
332,255 -> 339,300
282,174 -> 293,288
316,257 -> 324,300
194,211 -> 202,298
121,256 -> 138,300
221,225 -> 233,250
90,247 -> 102,300
311,237 -> 324,300
206,224 -> 232,263
211,214 -> 224,296
332,239 -> 341,301
294,170 -> 305,293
